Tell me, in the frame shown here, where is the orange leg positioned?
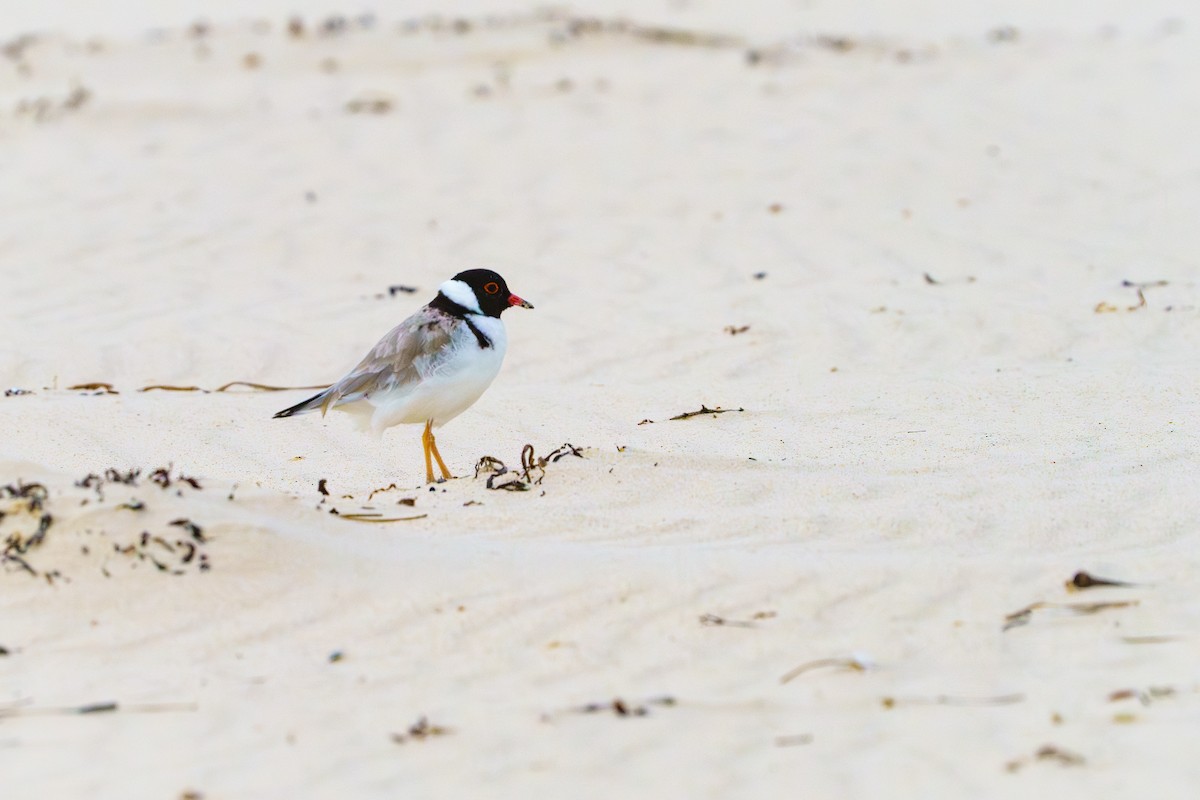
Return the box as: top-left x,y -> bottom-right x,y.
421,421 -> 435,484
428,425 -> 453,481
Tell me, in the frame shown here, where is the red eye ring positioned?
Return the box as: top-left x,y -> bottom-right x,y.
484,281 -> 500,295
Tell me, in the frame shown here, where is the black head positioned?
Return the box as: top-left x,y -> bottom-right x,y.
440,268 -> 533,318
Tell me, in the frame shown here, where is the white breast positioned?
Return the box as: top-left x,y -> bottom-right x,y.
369,315 -> 507,430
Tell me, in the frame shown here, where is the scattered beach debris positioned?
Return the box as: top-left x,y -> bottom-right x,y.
881,693 -> 1024,709
922,272 -> 976,286
168,518 -> 206,543
1095,279 -> 1169,313
75,466 -> 200,496
1065,570 -> 1134,591
474,443 -> 584,491
1006,744 -> 1086,772
390,716 -> 452,743
669,405 -> 745,421
75,468 -> 139,501
112,522 -> 212,574
312,482 -> 418,519
3,473 -> 216,579
369,284 -> 420,299
0,700 -> 196,719
780,653 -> 873,684
474,457 -> 524,491
1,481 -> 48,511
1002,600 -> 1138,631
699,613 -> 759,629
328,651 -> 344,663
365,483 -> 417,505
150,466 -> 202,491
723,325 -> 750,335
3,388 -> 32,397
67,382 -> 117,395
1107,686 -> 1176,705
564,696 -> 677,719
1,482 -> 53,577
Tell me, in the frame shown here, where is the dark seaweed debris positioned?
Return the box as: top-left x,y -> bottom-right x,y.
569,696 -> 677,718
75,466 -> 200,498
1067,570 -> 1134,591
150,466 -> 202,490
390,716 -> 452,743
67,382 -> 117,394
111,521 -> 212,574
1,482 -> 54,575
3,475 -> 214,579
474,443 -> 584,490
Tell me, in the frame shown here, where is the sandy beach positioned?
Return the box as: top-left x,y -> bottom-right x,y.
2,2 -> 1199,797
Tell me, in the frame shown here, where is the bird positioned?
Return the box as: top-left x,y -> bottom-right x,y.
274,269 -> 533,483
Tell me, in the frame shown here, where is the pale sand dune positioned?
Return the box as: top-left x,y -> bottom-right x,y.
2,3 -> 1199,798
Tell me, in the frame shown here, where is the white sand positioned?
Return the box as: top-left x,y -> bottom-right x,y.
2,2 -> 1199,797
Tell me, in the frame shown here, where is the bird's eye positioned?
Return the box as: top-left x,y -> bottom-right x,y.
484,282 -> 500,295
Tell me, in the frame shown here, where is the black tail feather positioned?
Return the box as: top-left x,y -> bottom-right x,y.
273,390 -> 326,419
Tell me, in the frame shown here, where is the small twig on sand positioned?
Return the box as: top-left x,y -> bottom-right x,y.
669,405 -> 744,421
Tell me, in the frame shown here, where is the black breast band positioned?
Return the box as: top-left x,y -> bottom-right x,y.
430,293 -> 493,349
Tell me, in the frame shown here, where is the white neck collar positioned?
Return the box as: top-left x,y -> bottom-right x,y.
437,278 -> 483,314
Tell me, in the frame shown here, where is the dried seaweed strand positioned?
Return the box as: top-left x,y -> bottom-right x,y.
669,405 -> 745,420
339,513 -> 428,523
214,381 -> 331,393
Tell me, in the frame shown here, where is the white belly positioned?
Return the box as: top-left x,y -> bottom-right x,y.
365,316 -> 507,431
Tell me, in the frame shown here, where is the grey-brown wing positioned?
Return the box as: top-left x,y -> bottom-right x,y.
275,307 -> 455,418
320,307 -> 455,412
